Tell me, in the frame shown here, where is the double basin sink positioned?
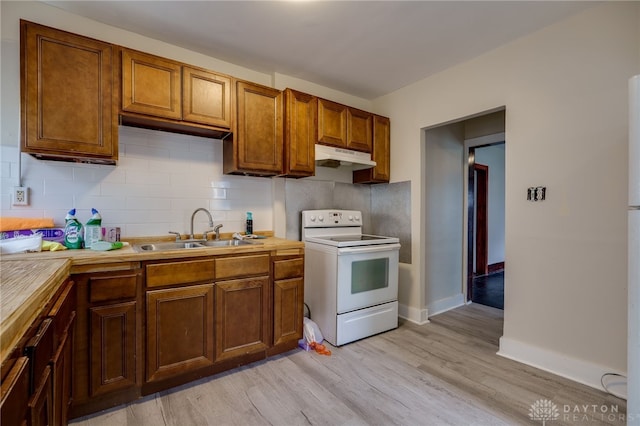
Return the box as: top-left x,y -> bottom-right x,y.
133,239 -> 260,252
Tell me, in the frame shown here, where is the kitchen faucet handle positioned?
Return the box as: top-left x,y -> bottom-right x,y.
213,224 -> 223,240
168,231 -> 182,241
202,229 -> 214,241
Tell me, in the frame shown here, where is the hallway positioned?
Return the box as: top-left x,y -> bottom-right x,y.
471,270 -> 504,310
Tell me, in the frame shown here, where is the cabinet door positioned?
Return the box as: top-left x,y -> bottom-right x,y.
225,81 -> 283,175
347,108 -> 373,153
183,67 -> 231,128
28,366 -> 53,426
122,50 -> 182,120
90,302 -> 137,396
51,315 -> 74,426
317,98 -> 347,148
353,115 -> 390,184
0,357 -> 30,426
273,277 -> 304,346
215,277 -> 269,361
21,20 -> 117,161
283,89 -> 316,177
146,284 -> 215,383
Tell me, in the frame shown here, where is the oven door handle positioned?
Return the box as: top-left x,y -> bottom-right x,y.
337,243 -> 401,255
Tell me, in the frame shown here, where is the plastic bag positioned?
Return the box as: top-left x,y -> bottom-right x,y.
303,317 -> 323,344
299,318 -> 331,356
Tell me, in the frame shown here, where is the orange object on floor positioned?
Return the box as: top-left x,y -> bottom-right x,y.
309,341 -> 331,356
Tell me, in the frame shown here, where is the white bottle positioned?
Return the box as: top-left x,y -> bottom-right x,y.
84,208 -> 102,249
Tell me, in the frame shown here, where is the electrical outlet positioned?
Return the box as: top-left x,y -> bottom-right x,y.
12,187 -> 29,206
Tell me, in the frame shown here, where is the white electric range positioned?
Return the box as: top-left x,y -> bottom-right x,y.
301,209 -> 400,346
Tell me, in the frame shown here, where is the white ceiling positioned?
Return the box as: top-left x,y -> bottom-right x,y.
45,1 -> 596,100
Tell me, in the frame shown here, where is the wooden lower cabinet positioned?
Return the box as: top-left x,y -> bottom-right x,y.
1,356 -> 31,426
70,266 -> 142,418
0,278 -> 76,426
215,277 -> 270,361
90,302 -> 137,395
51,324 -> 73,426
29,366 -> 53,426
65,251 -> 304,420
273,277 -> 304,346
146,284 -> 215,383
272,255 -> 304,348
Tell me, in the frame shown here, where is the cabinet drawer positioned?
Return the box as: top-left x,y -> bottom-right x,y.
215,254 -> 270,280
273,257 -> 304,280
89,273 -> 138,303
146,259 -> 215,288
47,280 -> 76,351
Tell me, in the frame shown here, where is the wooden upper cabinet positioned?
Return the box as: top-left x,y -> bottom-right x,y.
182,67 -> 232,128
121,50 -> 232,138
283,89 -> 316,177
20,20 -> 117,163
317,98 -> 373,153
353,115 -> 390,184
347,108 -> 373,152
224,80 -> 283,176
317,98 -> 347,148
121,49 -> 181,120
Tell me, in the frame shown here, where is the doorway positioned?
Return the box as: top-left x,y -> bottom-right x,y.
467,142 -> 505,309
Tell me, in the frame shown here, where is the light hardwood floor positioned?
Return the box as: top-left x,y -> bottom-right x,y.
71,303 -> 626,425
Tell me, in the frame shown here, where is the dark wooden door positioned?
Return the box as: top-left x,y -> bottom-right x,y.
474,164 -> 489,276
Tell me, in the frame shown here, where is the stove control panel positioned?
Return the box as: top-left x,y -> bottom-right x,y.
302,210 -> 362,228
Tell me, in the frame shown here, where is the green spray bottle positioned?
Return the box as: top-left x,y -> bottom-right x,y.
63,208 -> 84,249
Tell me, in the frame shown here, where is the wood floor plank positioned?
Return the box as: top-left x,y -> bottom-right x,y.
71,304 -> 626,425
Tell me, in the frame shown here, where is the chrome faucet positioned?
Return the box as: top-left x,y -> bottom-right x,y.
190,208 -> 214,240
213,224 -> 223,240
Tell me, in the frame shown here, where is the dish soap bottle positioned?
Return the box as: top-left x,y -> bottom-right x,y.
246,212 -> 253,235
63,208 -> 84,249
84,208 -> 102,249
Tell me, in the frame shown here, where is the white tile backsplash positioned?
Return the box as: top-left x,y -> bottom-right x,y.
0,126 -> 274,237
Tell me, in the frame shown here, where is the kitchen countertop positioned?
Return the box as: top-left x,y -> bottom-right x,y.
0,235 -> 304,364
1,258 -> 71,363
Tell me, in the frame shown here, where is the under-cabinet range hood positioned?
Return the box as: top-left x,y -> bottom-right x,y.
315,144 -> 376,170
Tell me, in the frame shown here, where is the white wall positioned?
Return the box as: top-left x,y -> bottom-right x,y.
375,2 -> 639,389
423,123 -> 465,316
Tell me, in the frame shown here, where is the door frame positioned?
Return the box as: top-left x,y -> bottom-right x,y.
463,133 -> 505,302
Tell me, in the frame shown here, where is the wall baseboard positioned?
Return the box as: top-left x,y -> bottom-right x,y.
398,303 -> 429,325
427,293 -> 465,317
488,262 -> 505,273
498,336 -> 627,398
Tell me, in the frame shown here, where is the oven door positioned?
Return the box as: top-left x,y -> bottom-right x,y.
336,243 -> 400,314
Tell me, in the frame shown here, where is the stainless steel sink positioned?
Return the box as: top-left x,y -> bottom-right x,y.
202,239 -> 256,247
133,239 -> 259,252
